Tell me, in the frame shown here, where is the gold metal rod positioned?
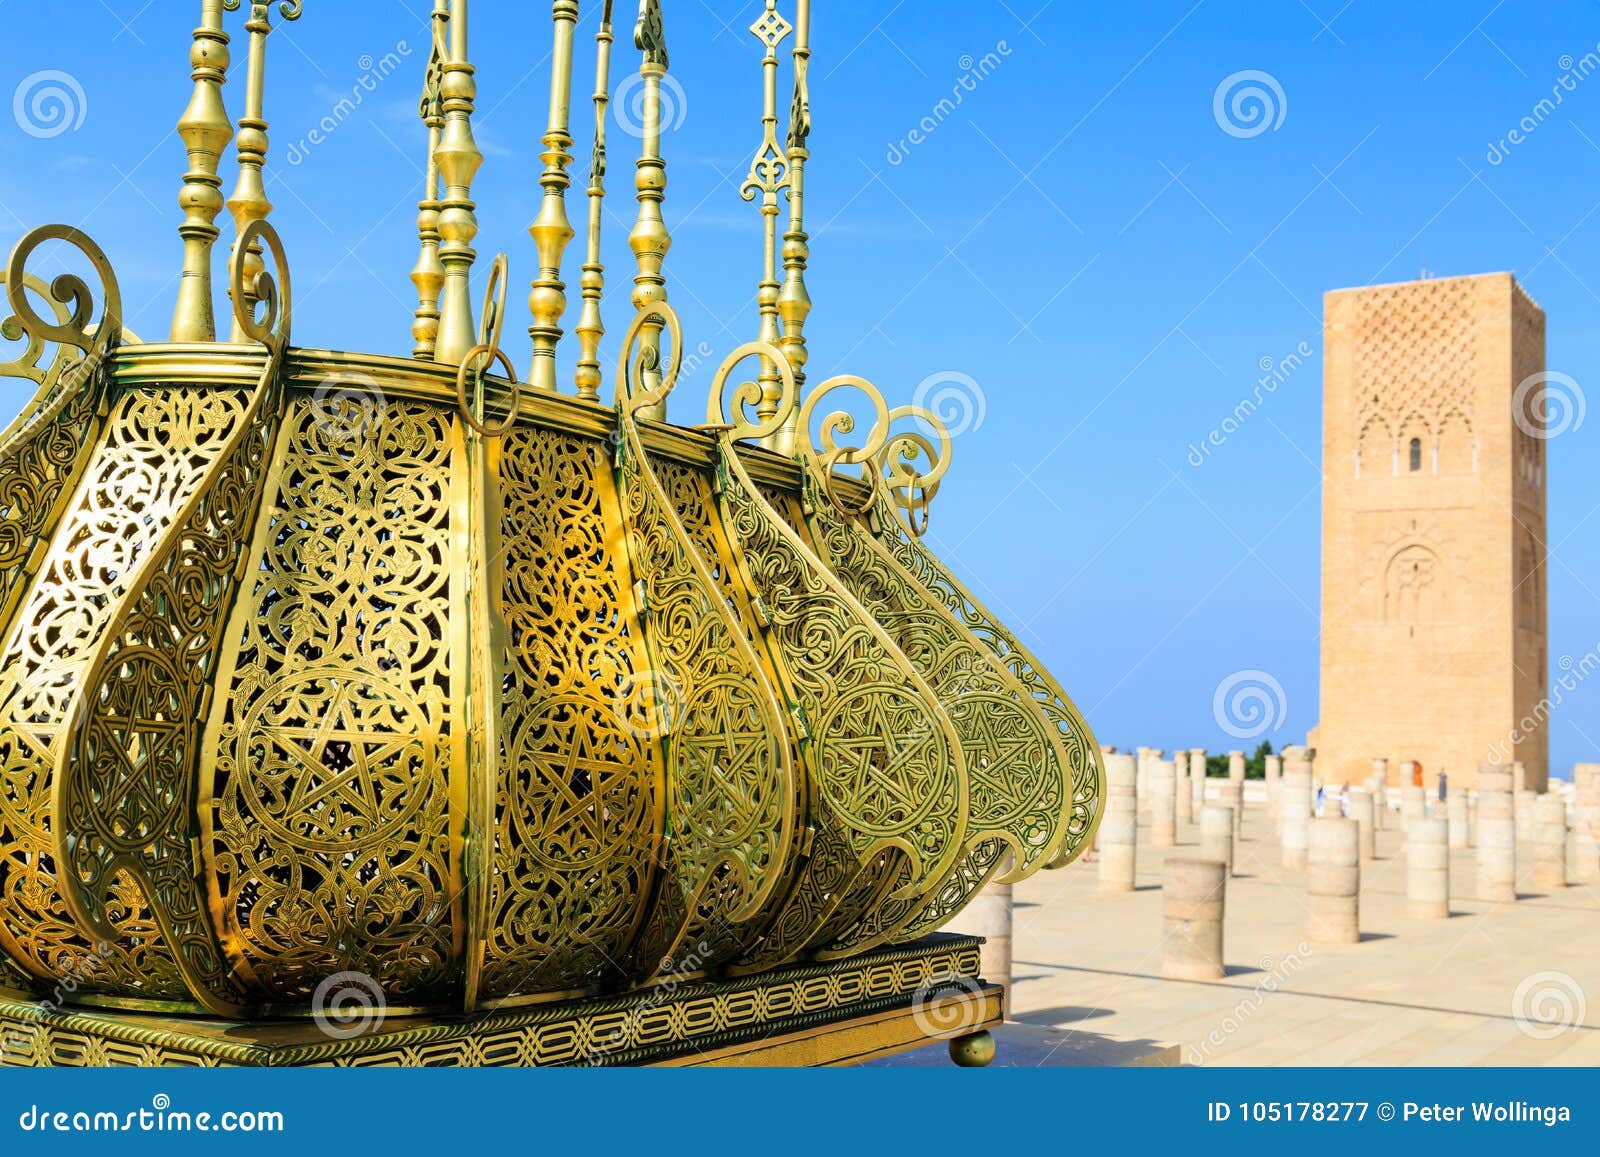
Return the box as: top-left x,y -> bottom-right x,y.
528,2 -> 581,392
411,1 -> 450,360
225,1 -> 303,344
628,0 -> 671,421
170,0 -> 234,343
573,0 -> 615,403
773,0 -> 812,456
742,1 -> 793,442
433,0 -> 485,365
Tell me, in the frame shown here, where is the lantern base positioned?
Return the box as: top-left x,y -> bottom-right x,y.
0,934 -> 1001,1069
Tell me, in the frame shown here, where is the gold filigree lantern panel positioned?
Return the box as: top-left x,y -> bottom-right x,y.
0,0 -> 1103,1021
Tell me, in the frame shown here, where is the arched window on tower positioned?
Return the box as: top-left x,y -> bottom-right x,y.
1408,437 -> 1423,473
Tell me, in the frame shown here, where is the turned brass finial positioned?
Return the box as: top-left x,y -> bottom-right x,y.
170,0 -> 234,343
573,0 -> 616,404
411,1 -> 450,360
774,0 -> 813,455
433,0 -> 485,365
223,0 -> 303,344
742,1 -> 794,447
628,0 -> 672,421
527,1 -> 581,392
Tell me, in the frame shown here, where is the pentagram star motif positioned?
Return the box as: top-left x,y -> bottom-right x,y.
675,690 -> 765,832
258,681 -> 423,845
826,693 -> 931,821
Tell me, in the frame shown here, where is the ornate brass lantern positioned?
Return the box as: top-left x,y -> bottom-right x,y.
0,0 -> 1102,1050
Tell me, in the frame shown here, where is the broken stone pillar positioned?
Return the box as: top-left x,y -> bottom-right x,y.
1348,788 -> 1376,861
1280,764 -> 1313,870
1369,761 -> 1387,831
1264,753 -> 1282,820
1099,753 -> 1138,893
1174,750 -> 1192,826
1401,785 -> 1427,837
1216,780 -> 1244,841
1515,789 -> 1537,845
1447,790 -> 1470,848
1162,858 -> 1226,981
1200,804 -> 1234,876
1307,817 -> 1360,944
1228,750 -> 1246,786
1475,765 -> 1517,904
1572,765 -> 1600,884
1406,817 -> 1450,919
1150,758 -> 1177,849
1189,748 -> 1207,815
949,872 -> 1013,992
1533,793 -> 1568,891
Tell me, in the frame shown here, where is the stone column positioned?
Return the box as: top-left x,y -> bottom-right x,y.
1174,750 -> 1192,826
1572,765 -> 1600,884
1264,753 -> 1282,820
1475,765 -> 1517,904
1189,749 -> 1207,816
1515,789 -> 1537,845
1369,761 -> 1388,831
1228,749 -> 1246,786
950,875 -> 1013,992
1348,788 -> 1376,861
1200,805 -> 1234,876
1280,764 -> 1313,870
1406,817 -> 1450,919
1216,780 -> 1244,841
1400,785 -> 1427,839
1162,858 -> 1225,981
1150,758 -> 1177,849
1099,753 -> 1138,893
1532,793 -> 1568,891
1447,790 -> 1470,848
1307,817 -> 1360,944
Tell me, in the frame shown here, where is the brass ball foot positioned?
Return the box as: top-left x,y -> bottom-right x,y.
948,1029 -> 996,1068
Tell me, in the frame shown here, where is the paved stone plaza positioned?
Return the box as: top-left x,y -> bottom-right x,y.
1009,789 -> 1600,1066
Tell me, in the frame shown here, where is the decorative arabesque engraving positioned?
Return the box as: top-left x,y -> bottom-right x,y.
610,305 -> 797,980
873,413 -> 1104,868
777,377 -> 1072,956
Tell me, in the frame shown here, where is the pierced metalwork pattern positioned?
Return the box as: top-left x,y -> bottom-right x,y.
774,480 -> 1060,953
0,385 -> 245,998
614,420 -> 796,979
483,425 -> 659,1000
867,489 -> 1104,865
710,442 -> 969,922
798,469 -> 1069,870
201,396 -> 460,1007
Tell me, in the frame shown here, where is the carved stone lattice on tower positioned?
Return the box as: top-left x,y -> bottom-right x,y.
1311,273 -> 1549,789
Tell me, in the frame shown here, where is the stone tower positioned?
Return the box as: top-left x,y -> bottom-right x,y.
1310,273 -> 1548,790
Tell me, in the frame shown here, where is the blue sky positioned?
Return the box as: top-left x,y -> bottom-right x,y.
3,1 -> 1600,774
